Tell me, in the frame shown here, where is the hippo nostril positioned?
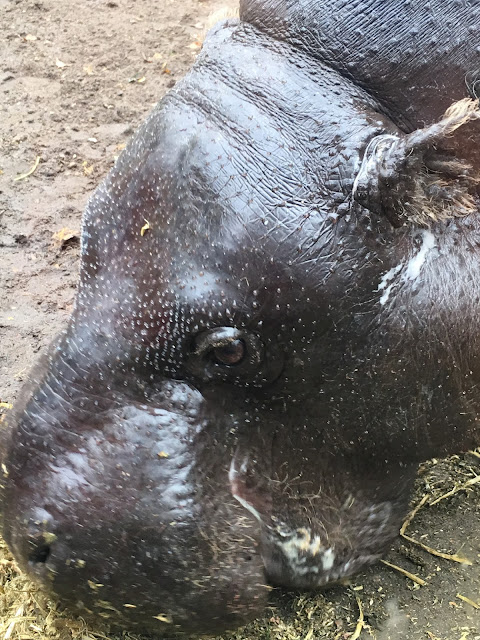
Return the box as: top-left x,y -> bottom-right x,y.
28,536 -> 52,565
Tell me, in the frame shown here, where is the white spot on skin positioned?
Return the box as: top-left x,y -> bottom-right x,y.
377,230 -> 437,306
274,527 -> 336,577
378,264 -> 403,291
379,283 -> 394,306
232,495 -> 263,523
321,547 -> 335,571
403,229 -> 436,281
278,528 -> 323,558
377,263 -> 403,306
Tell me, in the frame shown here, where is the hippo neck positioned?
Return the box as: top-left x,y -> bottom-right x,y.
240,0 -> 480,131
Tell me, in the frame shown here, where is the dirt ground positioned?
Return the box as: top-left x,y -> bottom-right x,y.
1,0 -> 480,638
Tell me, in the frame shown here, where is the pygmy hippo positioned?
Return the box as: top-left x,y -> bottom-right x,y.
2,0 -> 480,636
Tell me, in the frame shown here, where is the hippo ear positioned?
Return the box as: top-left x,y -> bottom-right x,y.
352,99 -> 480,227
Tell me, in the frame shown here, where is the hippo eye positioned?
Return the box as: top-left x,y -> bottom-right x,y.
212,339 -> 246,366
187,327 -> 264,382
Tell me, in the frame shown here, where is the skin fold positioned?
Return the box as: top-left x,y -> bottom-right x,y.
1,0 -> 479,636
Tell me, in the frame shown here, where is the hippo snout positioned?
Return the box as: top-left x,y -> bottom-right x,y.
2,362 -> 269,634
8,499 -> 267,634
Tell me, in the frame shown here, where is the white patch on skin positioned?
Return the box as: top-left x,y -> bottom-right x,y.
377,263 -> 403,306
321,547 -> 335,571
341,559 -> 353,574
403,229 -> 436,281
279,528 -> 323,557
229,456 -> 263,522
274,526 -> 336,577
271,500 -> 394,584
379,283 -> 394,306
232,494 -> 263,523
378,264 -> 403,291
377,229 -> 436,306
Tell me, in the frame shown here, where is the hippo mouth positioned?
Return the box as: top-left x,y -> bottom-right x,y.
5,483 -> 271,635
1,373 -> 415,636
0,376 -> 272,634
8,471 -> 401,634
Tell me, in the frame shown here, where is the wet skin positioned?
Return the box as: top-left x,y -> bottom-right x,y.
1,1 -> 480,636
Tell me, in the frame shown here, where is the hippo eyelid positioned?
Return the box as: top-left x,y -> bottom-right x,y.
193,327 -> 244,357
186,327 -> 268,383
192,327 -> 262,367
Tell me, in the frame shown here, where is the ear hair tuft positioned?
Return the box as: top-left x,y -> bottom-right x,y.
352,98 -> 480,227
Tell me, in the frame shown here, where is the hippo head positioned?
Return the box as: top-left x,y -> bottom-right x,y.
2,0 -> 480,636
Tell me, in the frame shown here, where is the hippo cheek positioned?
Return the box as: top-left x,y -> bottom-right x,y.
1,383 -> 269,635
229,440 -> 418,590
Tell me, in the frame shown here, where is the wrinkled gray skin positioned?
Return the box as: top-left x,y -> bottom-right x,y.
1,0 -> 480,636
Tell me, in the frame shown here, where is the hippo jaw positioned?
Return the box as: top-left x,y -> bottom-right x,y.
229,451 -> 416,590
1,352 -> 416,635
